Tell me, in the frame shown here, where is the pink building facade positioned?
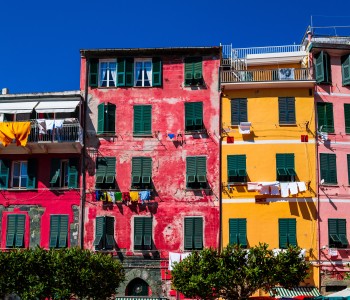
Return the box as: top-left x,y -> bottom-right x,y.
80,47 -> 221,297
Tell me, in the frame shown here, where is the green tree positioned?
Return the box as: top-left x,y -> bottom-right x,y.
171,243 -> 310,300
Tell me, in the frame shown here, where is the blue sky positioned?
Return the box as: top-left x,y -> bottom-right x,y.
0,0 -> 349,94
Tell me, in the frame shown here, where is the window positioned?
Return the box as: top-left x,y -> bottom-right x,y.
320,153 -> 337,184
184,57 -> 203,86
317,102 -> 334,133
94,216 -> 115,250
279,218 -> 296,248
315,51 -> 331,84
6,214 -> 25,248
278,97 -> 296,125
185,102 -> 203,132
134,59 -> 152,87
184,217 -> 203,250
227,155 -> 247,183
328,219 -> 348,248
344,104 -> 350,134
95,157 -> 116,188
10,160 -> 36,189
348,154 -> 350,185
131,157 -> 152,190
50,158 -> 79,188
229,218 -> 247,247
49,215 -> 68,248
186,156 -> 207,189
231,98 -> 247,125
0,160 -> 10,190
276,154 -> 296,182
134,217 -> 152,250
341,54 -> 350,86
99,60 -> 117,87
97,102 -> 116,134
133,105 -> 152,136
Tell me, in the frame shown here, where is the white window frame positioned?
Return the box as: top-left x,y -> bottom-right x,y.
11,161 -> 28,189
134,58 -> 152,87
99,59 -> 117,87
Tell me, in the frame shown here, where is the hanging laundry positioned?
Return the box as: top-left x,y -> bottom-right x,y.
130,191 -> 139,202
37,119 -> 46,134
0,122 -> 31,147
45,119 -> 55,130
259,185 -> 270,195
247,182 -> 260,191
328,248 -> 338,257
139,190 -> 151,203
168,252 -> 181,270
297,181 -> 307,192
288,182 -> 298,195
95,190 -> 101,201
270,184 -> 280,195
181,252 -> 191,260
107,191 -> 115,203
122,192 -> 130,202
115,192 -> 122,202
168,133 -> 175,139
280,182 -> 289,197
102,192 -> 107,201
54,119 -> 64,128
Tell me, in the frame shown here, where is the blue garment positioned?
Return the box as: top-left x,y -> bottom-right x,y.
139,190 -> 151,203
95,190 -> 101,201
168,133 -> 175,139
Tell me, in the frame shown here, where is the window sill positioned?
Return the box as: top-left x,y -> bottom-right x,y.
184,130 -> 206,135
133,134 -> 153,138
227,182 -> 247,186
130,188 -> 153,191
279,123 -> 297,126
97,132 -> 117,137
185,188 -> 211,191
320,184 -> 338,187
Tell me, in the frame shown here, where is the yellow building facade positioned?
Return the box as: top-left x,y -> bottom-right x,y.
220,45 -> 319,288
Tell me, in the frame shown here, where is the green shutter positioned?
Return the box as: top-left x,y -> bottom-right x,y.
231,99 -> 247,125
185,102 -> 203,130
106,103 -> 116,134
142,158 -> 152,184
279,98 -> 295,124
50,158 -> 61,184
125,58 -> 134,87
193,217 -> 203,249
186,157 -> 196,184
152,58 -> 162,86
239,99 -> 248,123
184,218 -> 194,250
89,59 -> 99,87
97,103 -> 105,134
6,215 -> 17,248
0,160 -> 10,190
227,155 -> 246,179
133,106 -> 142,135
95,157 -> 107,184
328,219 -> 341,245
287,219 -> 297,246
276,154 -> 295,177
134,218 -> 143,247
325,103 -> 334,133
279,219 -> 289,249
185,102 -> 195,127
105,157 -> 116,184
337,219 -> 348,246
26,159 -> 36,189
132,157 -> 142,184
142,105 -> 152,134
344,104 -> 350,134
317,103 -> 326,131
68,158 -> 79,188
196,157 -> 207,183
342,54 -> 350,86
194,102 -> 203,126
14,215 -> 25,248
117,58 -> 126,86
229,219 -> 239,245
348,154 -> 350,185
320,153 -> 337,184
94,217 -> 105,247
229,218 -> 247,247
49,215 -> 59,248
184,58 -> 194,86
193,58 -> 203,80
143,218 -> 152,247
58,215 -> 68,248
105,216 -> 114,249
315,51 -> 325,84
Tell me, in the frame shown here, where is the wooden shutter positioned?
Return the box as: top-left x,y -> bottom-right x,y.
184,58 -> 194,86
125,58 -> 134,87
26,159 -> 36,189
196,157 -> 207,183
229,219 -> 239,245
193,217 -> 203,249
105,216 -> 114,249
142,105 -> 152,134
58,215 -> 68,248
285,154 -> 296,176
14,215 -> 25,248
50,158 -> 61,184
327,154 -> 337,184
152,58 -> 162,86
279,98 -> 287,124
342,54 -> 350,86
0,160 -> 10,190
95,157 -> 107,184
227,155 -> 237,178
317,103 -> 326,131
133,105 -> 142,135
132,157 -> 142,184
117,58 -> 126,86
106,103 -> 116,134
134,218 -> 143,247
185,102 -> 195,127
228,155 -> 247,177
186,157 -> 196,184
279,97 -> 295,124
328,218 -> 340,245
229,218 -> 247,247
287,219 -> 297,246
89,59 -> 99,87
49,215 -> 59,248
315,51 -> 325,83
194,102 -> 203,126
105,157 -> 116,184
97,103 -> 105,134
193,57 -> 203,80
279,219 -> 289,249
143,218 -> 152,248
276,154 -> 287,176
239,99 -> 248,123
231,99 -> 239,125
184,218 -> 194,250
142,157 -> 152,184
68,158 -> 79,188
325,103 -> 334,133
348,154 -> 350,185
94,217 -> 105,247
344,104 -> 350,134
337,219 -> 347,245
6,215 -> 17,248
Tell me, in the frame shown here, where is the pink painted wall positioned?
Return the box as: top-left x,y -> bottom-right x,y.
80,50 -> 221,260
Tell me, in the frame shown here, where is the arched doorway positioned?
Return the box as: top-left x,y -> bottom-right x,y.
126,278 -> 150,296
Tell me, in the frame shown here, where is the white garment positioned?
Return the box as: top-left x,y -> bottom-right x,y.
37,119 -> 46,134
328,248 -> 338,256
247,182 -> 260,191
45,119 -> 55,130
288,182 -> 298,195
272,249 -> 282,256
280,182 -> 289,197
270,184 -> 280,195
181,252 -> 191,260
54,119 -> 64,128
168,252 -> 181,270
259,185 -> 270,195
299,249 -> 306,258
297,181 -> 307,192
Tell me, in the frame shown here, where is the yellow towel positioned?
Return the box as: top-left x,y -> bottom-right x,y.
0,122 -> 31,147
130,191 -> 139,202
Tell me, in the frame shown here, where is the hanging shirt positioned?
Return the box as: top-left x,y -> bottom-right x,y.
122,192 -> 130,202
139,190 -> 151,201
115,192 -> 122,202
130,191 -> 139,202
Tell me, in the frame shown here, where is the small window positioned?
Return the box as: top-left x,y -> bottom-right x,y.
315,51 -> 331,84
99,60 -> 117,87
317,102 -> 334,133
97,102 -> 116,135
278,97 -> 296,125
134,59 -> 152,87
50,158 -> 79,188
94,216 -> 115,250
133,105 -> 152,136
134,217 -> 152,250
320,153 -> 337,185
49,215 -> 69,248
12,161 -> 28,188
0,160 -> 10,190
184,217 -> 203,250
229,218 -> 247,247
344,104 -> 350,134
6,214 -> 25,248
328,219 -> 348,248
184,57 -> 203,86
276,154 -> 296,182
279,218 -> 297,249
227,155 -> 247,183
341,54 -> 350,86
186,156 -> 207,189
95,157 -> 116,189
185,102 -> 203,132
131,157 -> 152,190
231,98 -> 247,125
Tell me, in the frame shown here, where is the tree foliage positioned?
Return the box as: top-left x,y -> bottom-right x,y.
171,243 -> 310,300
0,247 -> 125,300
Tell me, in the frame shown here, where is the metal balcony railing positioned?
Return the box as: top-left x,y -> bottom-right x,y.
220,68 -> 312,83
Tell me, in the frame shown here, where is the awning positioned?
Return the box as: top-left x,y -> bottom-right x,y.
35,100 -> 80,113
0,101 -> 38,114
270,287 -> 320,298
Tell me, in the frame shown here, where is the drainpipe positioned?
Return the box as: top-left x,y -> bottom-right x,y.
80,57 -> 89,249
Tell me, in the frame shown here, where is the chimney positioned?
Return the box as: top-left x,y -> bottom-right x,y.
2,88 -> 9,95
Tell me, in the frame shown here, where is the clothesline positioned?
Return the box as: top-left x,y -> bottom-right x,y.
246,181 -> 307,197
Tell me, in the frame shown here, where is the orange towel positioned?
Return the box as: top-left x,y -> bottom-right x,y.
0,122 -> 31,147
